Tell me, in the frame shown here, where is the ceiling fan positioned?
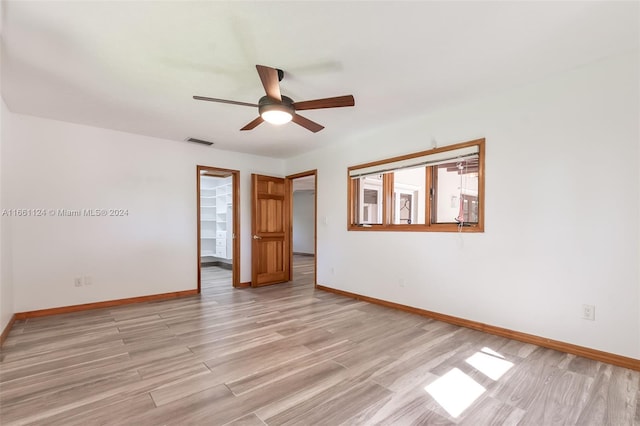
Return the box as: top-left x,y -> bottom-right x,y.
193,65 -> 355,133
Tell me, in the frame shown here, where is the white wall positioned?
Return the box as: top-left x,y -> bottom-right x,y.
1,98 -> 15,333
293,190 -> 315,254
0,1 -> 14,332
286,51 -> 640,358
3,113 -> 284,312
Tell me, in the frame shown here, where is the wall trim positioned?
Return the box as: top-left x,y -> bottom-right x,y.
0,314 -> 16,347
237,281 -> 251,288
14,290 -> 199,320
316,284 -> 640,371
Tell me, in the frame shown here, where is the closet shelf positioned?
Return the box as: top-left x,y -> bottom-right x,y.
200,177 -> 233,260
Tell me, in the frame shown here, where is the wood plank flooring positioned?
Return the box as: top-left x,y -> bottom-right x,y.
1,255 -> 638,425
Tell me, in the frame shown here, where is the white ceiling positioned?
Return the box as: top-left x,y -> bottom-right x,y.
1,1 -> 638,159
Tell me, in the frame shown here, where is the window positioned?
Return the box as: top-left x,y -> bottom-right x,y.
392,167 -> 426,224
354,175 -> 383,224
348,138 -> 484,232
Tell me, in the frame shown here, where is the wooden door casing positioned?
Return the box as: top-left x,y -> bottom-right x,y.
197,166 -> 241,291
251,174 -> 290,287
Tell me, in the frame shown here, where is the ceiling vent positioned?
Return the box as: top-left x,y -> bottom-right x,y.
186,137 -> 214,146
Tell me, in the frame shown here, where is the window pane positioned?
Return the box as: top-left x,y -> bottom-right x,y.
433,159 -> 479,224
392,167 -> 426,224
356,175 -> 383,224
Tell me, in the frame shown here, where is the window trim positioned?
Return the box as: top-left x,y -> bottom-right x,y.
347,138 -> 485,232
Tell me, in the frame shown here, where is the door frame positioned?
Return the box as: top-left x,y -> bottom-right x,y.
286,169 -> 318,286
197,165 -> 240,291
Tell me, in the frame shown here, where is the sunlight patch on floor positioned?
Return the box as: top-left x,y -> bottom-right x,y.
424,368 -> 486,418
424,347 -> 515,418
465,347 -> 514,381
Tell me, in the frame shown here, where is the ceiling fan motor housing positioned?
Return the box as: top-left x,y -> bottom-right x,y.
258,95 -> 294,116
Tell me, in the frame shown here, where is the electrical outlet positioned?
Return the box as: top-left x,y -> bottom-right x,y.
74,277 -> 82,287
582,304 -> 595,321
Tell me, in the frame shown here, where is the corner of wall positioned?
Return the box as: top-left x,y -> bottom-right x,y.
0,96 -> 16,335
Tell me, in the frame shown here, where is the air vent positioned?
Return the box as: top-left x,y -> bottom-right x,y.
186,137 -> 214,146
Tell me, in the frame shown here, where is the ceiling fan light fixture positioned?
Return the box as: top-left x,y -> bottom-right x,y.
261,108 -> 292,125
258,95 -> 294,125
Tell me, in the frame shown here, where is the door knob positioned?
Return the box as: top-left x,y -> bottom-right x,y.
253,235 -> 262,240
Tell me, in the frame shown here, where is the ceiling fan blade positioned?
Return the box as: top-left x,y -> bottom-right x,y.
292,114 -> 324,133
256,65 -> 282,101
193,96 -> 258,108
240,116 -> 264,131
292,95 -> 355,111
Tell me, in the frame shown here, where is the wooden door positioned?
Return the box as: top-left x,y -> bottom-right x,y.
251,174 -> 290,287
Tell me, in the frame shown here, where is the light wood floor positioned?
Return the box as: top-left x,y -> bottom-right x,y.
1,255 -> 638,425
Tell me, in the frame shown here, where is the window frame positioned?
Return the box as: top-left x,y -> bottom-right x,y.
347,138 -> 485,232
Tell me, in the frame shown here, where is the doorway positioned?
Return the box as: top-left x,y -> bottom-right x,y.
288,170 -> 317,287
197,166 -> 240,292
